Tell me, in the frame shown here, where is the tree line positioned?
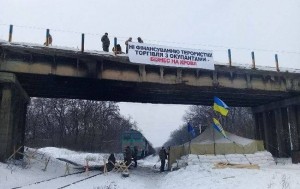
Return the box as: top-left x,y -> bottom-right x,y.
164,106 -> 255,147
25,98 -> 137,153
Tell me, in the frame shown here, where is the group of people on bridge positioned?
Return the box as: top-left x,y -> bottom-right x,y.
101,33 -> 143,54
43,32 -> 143,55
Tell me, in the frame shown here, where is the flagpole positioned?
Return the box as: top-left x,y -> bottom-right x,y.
189,135 -> 191,154
215,113 -> 223,155
213,124 -> 216,155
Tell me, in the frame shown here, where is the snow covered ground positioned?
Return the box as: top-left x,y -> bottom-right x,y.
1,147 -> 300,189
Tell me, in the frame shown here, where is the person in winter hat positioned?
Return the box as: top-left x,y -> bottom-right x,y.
137,37 -> 143,43
101,32 -> 110,52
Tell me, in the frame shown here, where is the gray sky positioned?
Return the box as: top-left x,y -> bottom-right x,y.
1,0 -> 299,146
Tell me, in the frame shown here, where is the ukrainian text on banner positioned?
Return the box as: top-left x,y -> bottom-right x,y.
128,42 -> 214,70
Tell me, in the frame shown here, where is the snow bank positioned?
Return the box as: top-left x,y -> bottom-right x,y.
37,147 -> 111,166
172,151 -> 275,170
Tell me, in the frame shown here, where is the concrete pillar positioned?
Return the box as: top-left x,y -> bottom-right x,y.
252,97 -> 300,158
281,108 -> 291,156
253,112 -> 264,140
262,111 -> 270,152
0,72 -> 29,162
288,106 -> 299,151
297,106 -> 300,148
254,113 -> 260,140
0,86 -> 14,161
274,108 -> 287,157
268,110 -> 279,157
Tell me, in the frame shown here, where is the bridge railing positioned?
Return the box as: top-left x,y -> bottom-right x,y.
0,23 -> 299,72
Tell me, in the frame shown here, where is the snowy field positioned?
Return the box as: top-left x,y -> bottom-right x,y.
0,147 -> 300,189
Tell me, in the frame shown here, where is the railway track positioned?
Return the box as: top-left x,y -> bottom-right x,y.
11,170 -> 91,189
57,172 -> 103,189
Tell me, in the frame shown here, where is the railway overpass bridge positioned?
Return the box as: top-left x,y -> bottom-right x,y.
0,41 -> 300,161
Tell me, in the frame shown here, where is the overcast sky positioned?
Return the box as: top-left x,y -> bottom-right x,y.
1,0 -> 299,147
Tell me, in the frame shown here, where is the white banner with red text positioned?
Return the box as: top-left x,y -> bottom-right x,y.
128,42 -> 214,70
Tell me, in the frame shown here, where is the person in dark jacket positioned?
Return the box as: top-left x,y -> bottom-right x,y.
107,153 -> 116,171
125,37 -> 132,53
159,147 -> 167,172
137,37 -> 143,43
124,146 -> 132,166
112,44 -> 122,54
101,32 -> 110,52
132,146 -> 138,167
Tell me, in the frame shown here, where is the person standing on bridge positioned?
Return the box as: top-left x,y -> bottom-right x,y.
101,32 -> 110,52
125,37 -> 132,54
137,37 -> 143,43
44,33 -> 53,46
112,44 -> 122,54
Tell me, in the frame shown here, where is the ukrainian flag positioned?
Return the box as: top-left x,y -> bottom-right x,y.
213,96 -> 229,116
212,118 -> 227,138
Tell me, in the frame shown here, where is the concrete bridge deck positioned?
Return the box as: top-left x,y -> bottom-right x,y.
1,41 -> 300,107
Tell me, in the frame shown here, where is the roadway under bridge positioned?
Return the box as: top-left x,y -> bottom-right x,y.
0,41 -> 300,162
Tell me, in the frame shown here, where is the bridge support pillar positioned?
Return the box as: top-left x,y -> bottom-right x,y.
253,97 -> 300,158
274,108 -> 289,157
254,112 -> 264,140
288,106 -> 300,151
296,105 -> 300,150
264,111 -> 280,156
0,72 -> 29,162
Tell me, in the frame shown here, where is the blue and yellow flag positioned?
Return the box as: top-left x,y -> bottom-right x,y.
212,118 -> 227,138
213,96 -> 229,116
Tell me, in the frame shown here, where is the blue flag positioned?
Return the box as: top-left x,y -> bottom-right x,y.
187,123 -> 195,137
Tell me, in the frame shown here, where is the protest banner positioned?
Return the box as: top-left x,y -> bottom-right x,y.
128,42 -> 214,70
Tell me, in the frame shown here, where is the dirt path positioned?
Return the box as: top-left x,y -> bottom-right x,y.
129,166 -> 166,189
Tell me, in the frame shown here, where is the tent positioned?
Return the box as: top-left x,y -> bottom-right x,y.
168,126 -> 264,168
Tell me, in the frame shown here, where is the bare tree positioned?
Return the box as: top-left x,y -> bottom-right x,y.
25,98 -> 137,153
164,105 -> 255,147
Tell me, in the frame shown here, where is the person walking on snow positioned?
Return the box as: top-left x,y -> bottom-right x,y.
132,146 -> 138,168
101,32 -> 110,52
159,146 -> 167,172
124,146 -> 132,166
